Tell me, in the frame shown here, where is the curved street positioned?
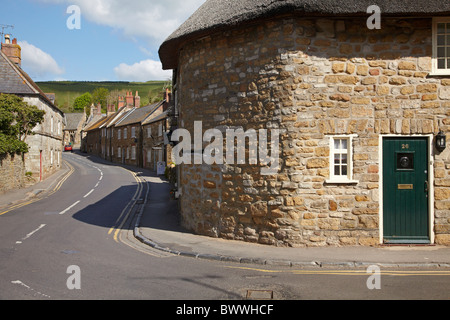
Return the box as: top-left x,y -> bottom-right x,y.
0,152 -> 449,301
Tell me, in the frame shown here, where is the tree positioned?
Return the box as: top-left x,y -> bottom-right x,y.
0,94 -> 45,154
73,92 -> 92,111
92,87 -> 109,112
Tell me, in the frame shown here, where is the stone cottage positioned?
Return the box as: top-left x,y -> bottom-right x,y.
0,35 -> 64,187
159,0 -> 450,246
112,102 -> 161,167
142,108 -> 172,172
63,111 -> 87,148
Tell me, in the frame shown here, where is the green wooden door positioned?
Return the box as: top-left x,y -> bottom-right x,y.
383,138 -> 429,243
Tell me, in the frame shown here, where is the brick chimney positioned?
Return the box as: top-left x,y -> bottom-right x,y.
1,35 -> 21,66
125,91 -> 134,107
107,104 -> 116,117
134,91 -> 140,108
118,96 -> 125,109
163,89 -> 171,111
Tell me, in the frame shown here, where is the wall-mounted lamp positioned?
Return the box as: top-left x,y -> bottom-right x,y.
436,131 -> 446,152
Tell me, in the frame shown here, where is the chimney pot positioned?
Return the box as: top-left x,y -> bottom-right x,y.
1,35 -> 21,66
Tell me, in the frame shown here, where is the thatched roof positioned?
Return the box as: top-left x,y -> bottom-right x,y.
159,0 -> 450,69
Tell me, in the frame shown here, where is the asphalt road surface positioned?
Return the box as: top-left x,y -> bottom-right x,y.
0,153 -> 449,302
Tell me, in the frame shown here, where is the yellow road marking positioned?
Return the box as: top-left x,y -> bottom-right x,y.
108,168 -> 144,243
225,266 -> 450,277
0,160 -> 74,216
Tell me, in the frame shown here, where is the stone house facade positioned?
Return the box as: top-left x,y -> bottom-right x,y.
159,0 -> 450,246
142,110 -> 172,171
113,103 -> 159,167
83,104 -> 107,157
0,35 -> 64,186
63,111 -> 87,148
83,91 -> 172,171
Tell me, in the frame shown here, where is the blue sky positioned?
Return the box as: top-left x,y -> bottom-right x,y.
0,0 -> 206,81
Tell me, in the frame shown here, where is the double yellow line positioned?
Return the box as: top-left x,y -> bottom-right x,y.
226,266 -> 450,277
0,161 -> 74,216
108,168 -> 146,243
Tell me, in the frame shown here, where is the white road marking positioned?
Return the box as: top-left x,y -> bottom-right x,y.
83,189 -> 95,198
59,201 -> 81,215
11,280 -> 51,298
16,224 -> 46,244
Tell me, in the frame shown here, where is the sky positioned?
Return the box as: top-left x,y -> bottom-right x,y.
0,0 -> 207,82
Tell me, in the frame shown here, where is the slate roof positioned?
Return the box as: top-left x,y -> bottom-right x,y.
0,51 -> 64,115
142,110 -> 168,126
115,102 -> 164,127
84,116 -> 108,132
159,0 -> 450,69
64,113 -> 86,131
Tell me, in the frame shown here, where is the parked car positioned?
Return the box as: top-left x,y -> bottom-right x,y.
64,145 -> 73,152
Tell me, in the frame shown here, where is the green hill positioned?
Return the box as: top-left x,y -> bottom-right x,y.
36,81 -> 170,113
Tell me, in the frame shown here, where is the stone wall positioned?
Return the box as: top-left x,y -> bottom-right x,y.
23,96 -> 64,181
111,124 -> 141,167
0,153 -> 27,193
142,120 -> 165,170
175,16 -> 450,246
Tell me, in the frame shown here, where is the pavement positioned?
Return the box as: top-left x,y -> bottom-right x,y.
1,153 -> 450,269
134,171 -> 450,269
0,160 -> 72,215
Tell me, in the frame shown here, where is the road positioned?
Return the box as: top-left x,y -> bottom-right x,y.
0,152 -> 449,302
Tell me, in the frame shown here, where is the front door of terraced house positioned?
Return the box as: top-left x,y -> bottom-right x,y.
382,138 -> 430,244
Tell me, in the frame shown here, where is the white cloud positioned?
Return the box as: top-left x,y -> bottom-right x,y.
39,0 -> 207,43
18,41 -> 65,78
114,59 -> 172,81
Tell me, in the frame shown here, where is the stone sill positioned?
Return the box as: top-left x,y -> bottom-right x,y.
325,179 -> 359,185
427,72 -> 450,78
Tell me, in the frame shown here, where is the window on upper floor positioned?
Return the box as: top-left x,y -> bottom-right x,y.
131,127 -> 136,138
432,17 -> 450,75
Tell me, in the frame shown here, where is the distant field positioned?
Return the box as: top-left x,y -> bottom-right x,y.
36,81 -> 169,113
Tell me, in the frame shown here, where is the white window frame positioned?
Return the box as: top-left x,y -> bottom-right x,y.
118,129 -> 122,140
147,150 -> 152,165
431,17 -> 450,76
147,127 -> 152,138
131,146 -> 136,160
326,135 -> 358,184
118,147 -> 121,158
158,123 -> 163,137
124,128 -> 128,139
131,127 -> 136,138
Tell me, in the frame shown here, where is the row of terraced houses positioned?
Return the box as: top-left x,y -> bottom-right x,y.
82,90 -> 172,172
